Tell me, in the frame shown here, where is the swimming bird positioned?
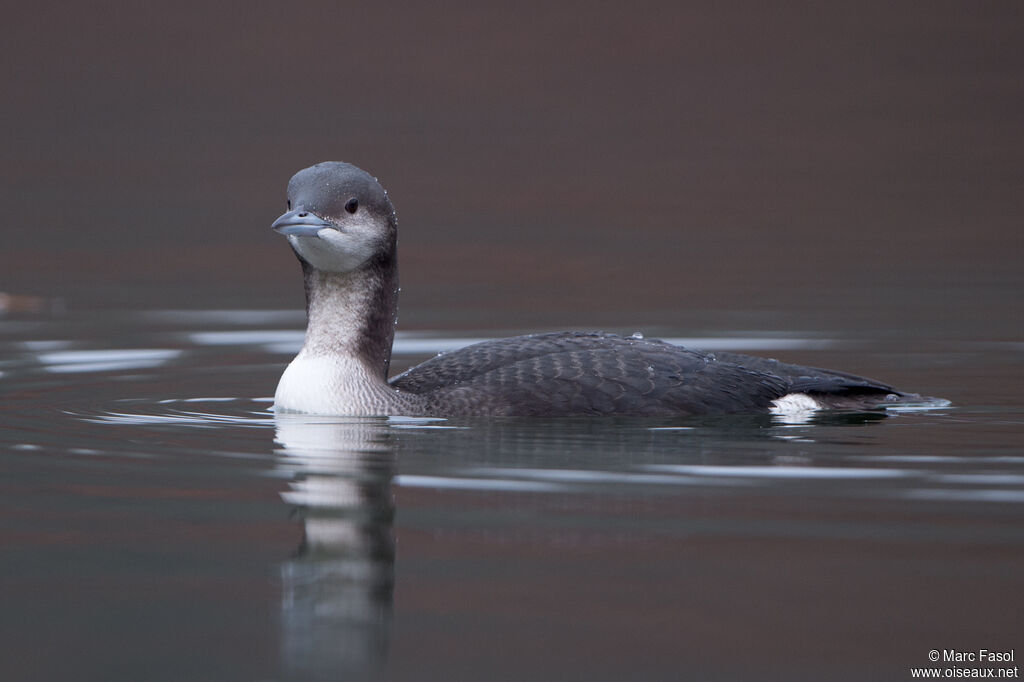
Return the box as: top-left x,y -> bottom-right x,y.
271,161 -> 934,417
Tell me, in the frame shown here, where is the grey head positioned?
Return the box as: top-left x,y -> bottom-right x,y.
271,162 -> 397,273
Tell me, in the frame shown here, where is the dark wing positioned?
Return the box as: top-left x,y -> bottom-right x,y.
389,332 -> 792,416
709,351 -> 902,400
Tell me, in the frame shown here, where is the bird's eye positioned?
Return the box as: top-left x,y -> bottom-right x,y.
345,198 -> 359,214
287,200 -> 291,210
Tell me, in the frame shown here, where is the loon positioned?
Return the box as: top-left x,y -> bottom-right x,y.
271,161 -> 935,417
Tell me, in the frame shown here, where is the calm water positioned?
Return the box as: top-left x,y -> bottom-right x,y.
1,307 -> 1022,681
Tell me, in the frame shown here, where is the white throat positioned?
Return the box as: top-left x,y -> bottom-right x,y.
286,224 -> 376,273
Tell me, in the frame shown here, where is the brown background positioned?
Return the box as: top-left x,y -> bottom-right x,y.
2,2 -> 1021,332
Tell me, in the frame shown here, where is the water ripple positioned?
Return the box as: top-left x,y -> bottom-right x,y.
37,348 -> 182,373
72,398 -> 274,428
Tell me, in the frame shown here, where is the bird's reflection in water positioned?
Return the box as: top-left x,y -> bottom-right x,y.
273,415 -> 397,680
268,408 -> 896,678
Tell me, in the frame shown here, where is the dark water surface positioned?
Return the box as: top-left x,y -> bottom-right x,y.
1,307 -> 1021,681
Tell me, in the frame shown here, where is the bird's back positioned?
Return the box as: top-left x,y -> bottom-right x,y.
389,332 -> 801,416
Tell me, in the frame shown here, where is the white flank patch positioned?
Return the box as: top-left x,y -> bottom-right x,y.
769,392 -> 821,417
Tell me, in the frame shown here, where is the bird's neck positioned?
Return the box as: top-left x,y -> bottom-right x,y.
300,253 -> 398,380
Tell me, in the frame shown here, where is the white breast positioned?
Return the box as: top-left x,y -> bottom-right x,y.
274,352 -> 392,415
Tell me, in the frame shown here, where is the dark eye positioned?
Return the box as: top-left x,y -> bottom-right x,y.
287,200 -> 291,210
345,198 -> 359,214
